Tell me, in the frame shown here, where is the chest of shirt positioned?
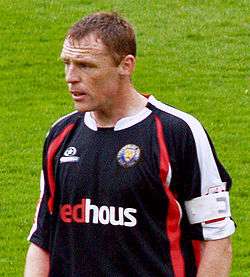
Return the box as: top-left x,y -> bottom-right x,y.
53,122 -> 166,208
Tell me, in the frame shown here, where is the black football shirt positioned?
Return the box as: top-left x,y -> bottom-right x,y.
28,95 -> 235,277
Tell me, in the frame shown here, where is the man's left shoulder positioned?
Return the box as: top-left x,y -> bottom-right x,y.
148,95 -> 204,134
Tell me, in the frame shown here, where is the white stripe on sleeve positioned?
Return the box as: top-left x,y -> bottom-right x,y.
149,95 -> 222,194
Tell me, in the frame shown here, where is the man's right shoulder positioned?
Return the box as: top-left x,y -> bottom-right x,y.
45,111 -> 82,140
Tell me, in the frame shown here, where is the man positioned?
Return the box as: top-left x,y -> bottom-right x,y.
25,12 -> 235,277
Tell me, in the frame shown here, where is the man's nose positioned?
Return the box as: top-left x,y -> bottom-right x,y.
66,64 -> 80,83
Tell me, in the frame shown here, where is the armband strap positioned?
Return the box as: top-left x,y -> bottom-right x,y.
184,191 -> 231,224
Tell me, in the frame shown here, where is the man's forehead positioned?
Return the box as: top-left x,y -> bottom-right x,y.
67,33 -> 104,49
61,34 -> 109,58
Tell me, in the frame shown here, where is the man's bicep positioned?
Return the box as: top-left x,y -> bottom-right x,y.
200,236 -> 232,251
25,242 -> 50,277
197,237 -> 232,277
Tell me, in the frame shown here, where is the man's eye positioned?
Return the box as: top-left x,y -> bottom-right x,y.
79,63 -> 95,69
79,63 -> 88,68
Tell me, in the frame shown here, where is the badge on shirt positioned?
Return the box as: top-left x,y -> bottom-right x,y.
117,144 -> 141,167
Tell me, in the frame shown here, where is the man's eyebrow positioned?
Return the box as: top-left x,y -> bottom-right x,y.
59,55 -> 98,65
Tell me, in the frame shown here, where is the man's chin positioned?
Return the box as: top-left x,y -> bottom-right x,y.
74,102 -> 95,113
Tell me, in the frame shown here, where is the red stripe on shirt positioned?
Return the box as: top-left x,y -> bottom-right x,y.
192,240 -> 201,269
155,115 -> 185,277
47,123 -> 75,214
205,217 -> 225,224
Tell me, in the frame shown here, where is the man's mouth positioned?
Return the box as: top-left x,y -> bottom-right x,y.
70,90 -> 87,101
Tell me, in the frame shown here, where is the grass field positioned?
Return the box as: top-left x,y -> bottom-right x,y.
0,1 -> 249,276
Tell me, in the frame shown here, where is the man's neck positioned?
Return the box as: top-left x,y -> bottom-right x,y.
91,87 -> 148,128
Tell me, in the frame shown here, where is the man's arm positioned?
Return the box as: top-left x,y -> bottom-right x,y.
197,237 -> 232,277
24,243 -> 50,277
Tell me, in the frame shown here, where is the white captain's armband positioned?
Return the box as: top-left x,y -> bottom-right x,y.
185,191 -> 231,224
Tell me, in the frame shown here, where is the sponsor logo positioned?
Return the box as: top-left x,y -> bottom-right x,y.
60,146 -> 80,163
60,198 -> 137,227
117,144 -> 140,167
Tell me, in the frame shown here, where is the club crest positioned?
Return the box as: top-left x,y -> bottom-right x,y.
117,144 -> 141,167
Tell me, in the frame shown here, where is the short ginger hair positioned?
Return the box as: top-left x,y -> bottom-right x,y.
67,12 -> 136,65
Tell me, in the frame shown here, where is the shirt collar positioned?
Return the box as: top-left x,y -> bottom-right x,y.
84,106 -> 152,131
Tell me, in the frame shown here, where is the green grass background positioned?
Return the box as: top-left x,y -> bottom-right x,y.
0,0 -> 249,276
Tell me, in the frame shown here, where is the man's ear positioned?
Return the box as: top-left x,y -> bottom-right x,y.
118,55 -> 136,76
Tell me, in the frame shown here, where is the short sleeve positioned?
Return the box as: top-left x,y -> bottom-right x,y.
27,111 -> 79,250
147,95 -> 236,240
27,136 -> 52,251
175,118 -> 235,240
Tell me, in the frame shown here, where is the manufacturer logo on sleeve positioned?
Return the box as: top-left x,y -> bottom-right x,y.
117,144 -> 141,167
60,147 -> 80,163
